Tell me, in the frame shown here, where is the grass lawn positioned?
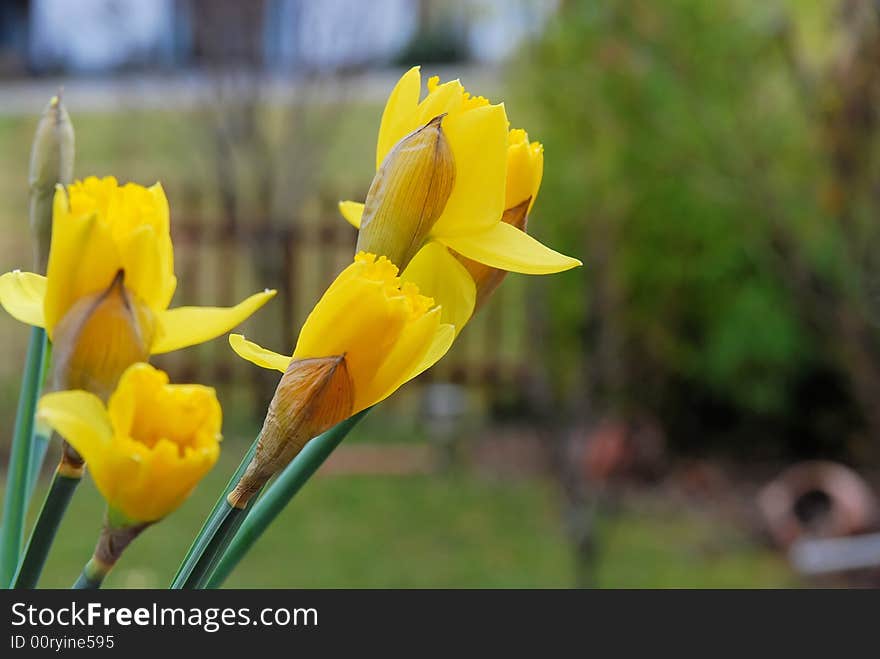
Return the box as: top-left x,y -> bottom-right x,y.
3,441 -> 797,588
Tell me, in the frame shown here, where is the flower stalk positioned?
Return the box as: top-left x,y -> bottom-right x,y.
176,355 -> 356,589
170,437 -> 260,588
175,502 -> 252,590
0,326 -> 49,586
72,517 -> 150,589
205,410 -> 368,589
12,465 -> 80,589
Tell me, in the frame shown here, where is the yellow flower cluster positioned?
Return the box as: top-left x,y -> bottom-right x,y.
0,66 -> 581,542
0,177 -> 273,520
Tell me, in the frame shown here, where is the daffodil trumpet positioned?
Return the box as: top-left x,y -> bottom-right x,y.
33,363 -> 222,589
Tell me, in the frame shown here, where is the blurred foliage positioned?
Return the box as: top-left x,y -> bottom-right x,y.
514,0 -> 880,460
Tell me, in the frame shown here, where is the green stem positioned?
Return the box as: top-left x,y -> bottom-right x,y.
180,503 -> 249,590
25,424 -> 52,508
169,436 -> 261,589
205,410 -> 368,589
24,342 -> 54,507
0,326 -> 48,586
13,468 -> 81,589
72,557 -> 108,590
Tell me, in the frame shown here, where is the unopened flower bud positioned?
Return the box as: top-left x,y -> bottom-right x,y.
229,354 -> 354,508
356,114 -> 455,271
29,94 -> 74,273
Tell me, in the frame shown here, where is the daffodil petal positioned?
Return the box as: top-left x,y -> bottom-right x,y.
411,322 -> 455,379
402,242 -> 475,335
433,103 -> 508,236
338,200 -> 364,229
45,196 -> 123,334
357,306 -> 443,410
151,289 -> 277,355
440,222 -> 582,275
294,275 -> 409,390
229,334 -> 292,373
37,390 -> 113,461
0,271 -> 47,327
414,79 -> 465,128
376,66 -> 423,169
117,224 -> 177,313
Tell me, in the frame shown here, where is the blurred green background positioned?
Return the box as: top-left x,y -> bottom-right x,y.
4,0 -> 880,587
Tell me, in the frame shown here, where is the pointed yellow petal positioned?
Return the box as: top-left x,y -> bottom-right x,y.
339,200 -> 364,229
44,188 -> 123,335
37,390 -> 113,463
229,334 -> 292,373
358,306 -> 443,410
415,79 -> 465,128
151,289 -> 276,355
411,322 -> 455,379
440,222 -> 582,275
116,224 -> 178,312
402,242 -> 475,335
433,103 -> 509,236
0,271 -> 47,327
376,66 -> 423,169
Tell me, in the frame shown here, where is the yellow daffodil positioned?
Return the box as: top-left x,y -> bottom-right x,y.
37,362 -> 221,524
339,67 -> 580,333
0,176 -> 275,398
227,252 -> 454,506
388,127 -> 553,330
